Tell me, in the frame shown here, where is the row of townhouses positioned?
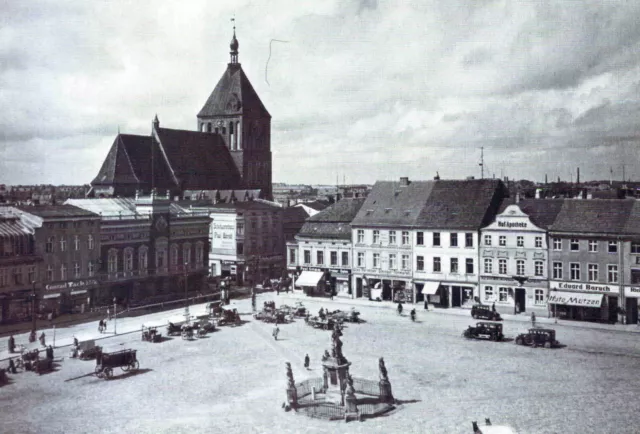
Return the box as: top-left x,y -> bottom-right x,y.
287,177 -> 640,325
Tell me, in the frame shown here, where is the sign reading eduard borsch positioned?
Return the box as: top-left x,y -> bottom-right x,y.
550,281 -> 619,294
45,279 -> 99,291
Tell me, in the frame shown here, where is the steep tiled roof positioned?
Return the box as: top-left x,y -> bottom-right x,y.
302,200 -> 331,211
155,127 -> 243,190
416,179 -> 505,229
308,198 -> 365,222
16,204 -> 100,219
283,206 -> 310,224
297,221 -> 352,240
499,198 -> 565,229
92,134 -> 146,186
549,199 -> 635,235
623,201 -> 640,235
351,181 -> 436,227
198,64 -> 270,119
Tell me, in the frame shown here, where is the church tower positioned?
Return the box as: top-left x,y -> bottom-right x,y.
197,26 -> 272,200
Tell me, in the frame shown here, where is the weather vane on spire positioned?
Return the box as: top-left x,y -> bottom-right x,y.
229,16 -> 239,63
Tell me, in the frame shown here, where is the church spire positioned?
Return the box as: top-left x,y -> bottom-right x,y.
230,18 -> 239,64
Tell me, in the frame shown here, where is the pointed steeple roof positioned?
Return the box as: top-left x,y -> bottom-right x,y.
91,135 -> 142,186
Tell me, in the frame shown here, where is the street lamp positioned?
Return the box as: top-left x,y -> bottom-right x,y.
30,281 -> 37,341
113,297 -> 117,335
184,262 -> 189,323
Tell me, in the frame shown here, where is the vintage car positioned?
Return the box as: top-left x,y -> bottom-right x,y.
463,322 -> 504,341
515,328 -> 559,348
471,304 -> 502,321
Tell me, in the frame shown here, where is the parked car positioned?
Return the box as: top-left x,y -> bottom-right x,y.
515,328 -> 559,348
463,322 -> 504,341
471,304 -> 502,321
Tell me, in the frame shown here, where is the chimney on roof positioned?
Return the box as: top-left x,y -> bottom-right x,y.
434,172 -> 440,181
577,167 -> 580,184
399,177 -> 410,187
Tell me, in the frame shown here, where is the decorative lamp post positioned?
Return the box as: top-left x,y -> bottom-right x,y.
184,262 -> 189,323
30,281 -> 37,339
113,297 -> 117,335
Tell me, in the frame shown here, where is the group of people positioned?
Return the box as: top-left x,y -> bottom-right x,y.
7,331 -> 47,355
98,318 -> 109,333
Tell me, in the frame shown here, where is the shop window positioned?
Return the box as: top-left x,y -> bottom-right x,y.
372,230 -> 380,244
608,241 -> 618,253
535,289 -> 545,305
535,236 -> 543,248
484,286 -> 494,302
499,259 -> 507,275
484,235 -> 492,246
517,236 -> 524,248
357,230 -> 364,244
373,253 -> 380,268
588,240 -> 598,252
330,251 -> 338,266
631,269 -> 640,284
450,258 -> 459,273
516,260 -> 525,276
389,231 -> 396,245
357,252 -> 364,267
608,265 -> 618,283
553,238 -> 562,251
465,233 -> 473,248
433,257 -> 441,272
499,287 -> 509,301
570,239 -> 579,251
402,231 -> 409,245
289,249 -> 296,264
553,262 -> 563,279
401,254 -> 409,270
416,256 -> 424,271
450,233 -> 458,247
342,252 -> 349,266
317,251 -> 324,265
466,258 -> 474,274
417,232 -> 424,246
570,263 -> 580,280
588,264 -> 598,282
389,254 -> 396,270
534,261 -> 544,277
484,258 -> 493,274
304,250 -> 311,265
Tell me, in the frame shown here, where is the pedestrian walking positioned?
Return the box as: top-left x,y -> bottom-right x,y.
8,358 -> 16,374
29,330 -> 36,343
8,335 -> 15,353
39,332 -> 46,347
304,354 -> 310,370
491,302 -> 496,312
424,300 -> 429,311
273,326 -> 280,341
73,336 -> 79,347
46,345 -> 54,360
107,308 -> 111,320
531,311 -> 536,327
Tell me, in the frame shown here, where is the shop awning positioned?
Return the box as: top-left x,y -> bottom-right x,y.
295,271 -> 324,287
43,293 -> 61,299
421,281 -> 441,295
547,291 -> 603,307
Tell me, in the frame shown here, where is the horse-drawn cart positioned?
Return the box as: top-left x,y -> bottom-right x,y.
218,305 -> 241,326
142,326 -> 162,343
305,315 -> 342,330
95,349 -> 139,380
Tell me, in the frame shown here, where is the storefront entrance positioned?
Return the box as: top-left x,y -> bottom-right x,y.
626,298 -> 638,325
607,296 -> 618,324
356,278 -> 363,298
450,286 -> 473,308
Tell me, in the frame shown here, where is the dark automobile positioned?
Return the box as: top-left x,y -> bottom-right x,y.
471,304 -> 502,321
515,328 -> 559,348
463,322 -> 504,341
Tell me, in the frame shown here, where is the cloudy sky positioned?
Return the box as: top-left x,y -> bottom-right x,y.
1,0 -> 640,186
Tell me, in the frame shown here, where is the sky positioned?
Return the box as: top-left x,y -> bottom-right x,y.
1,0 -> 640,186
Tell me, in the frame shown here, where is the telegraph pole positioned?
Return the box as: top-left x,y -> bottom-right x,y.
479,147 -> 484,179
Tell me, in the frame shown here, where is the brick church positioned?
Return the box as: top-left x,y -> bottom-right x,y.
90,28 -> 272,200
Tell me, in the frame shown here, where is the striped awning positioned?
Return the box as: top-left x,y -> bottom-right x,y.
0,220 -> 32,237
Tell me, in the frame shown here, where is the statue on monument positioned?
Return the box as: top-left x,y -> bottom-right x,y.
285,362 -> 295,389
379,357 -> 389,382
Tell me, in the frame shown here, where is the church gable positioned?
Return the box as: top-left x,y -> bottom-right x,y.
92,135 -> 140,186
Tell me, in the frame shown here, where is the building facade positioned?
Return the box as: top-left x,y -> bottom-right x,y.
288,198 -> 364,298
13,205 -> 102,316
480,203 -> 552,317
0,208 -> 41,324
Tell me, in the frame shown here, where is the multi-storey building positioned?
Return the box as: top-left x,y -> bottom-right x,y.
13,205 -> 101,316
0,208 -> 41,324
288,198 -> 365,297
480,199 -> 563,317
206,200 -> 284,286
67,192 -> 210,306
546,199 -> 640,324
413,179 -> 507,308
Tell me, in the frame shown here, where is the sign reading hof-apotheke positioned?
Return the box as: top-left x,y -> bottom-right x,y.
549,281 -> 619,294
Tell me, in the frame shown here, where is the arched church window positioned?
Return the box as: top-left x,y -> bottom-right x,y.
229,122 -> 235,150
207,123 -> 212,133
236,121 -> 241,150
